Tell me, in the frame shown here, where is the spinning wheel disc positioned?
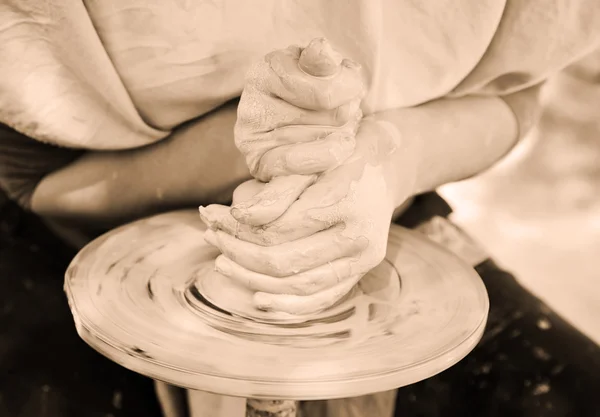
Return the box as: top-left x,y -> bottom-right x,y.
65,210 -> 488,400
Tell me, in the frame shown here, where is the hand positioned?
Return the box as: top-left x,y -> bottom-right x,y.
235,37 -> 365,181
200,118 -> 413,315
232,38 -> 365,225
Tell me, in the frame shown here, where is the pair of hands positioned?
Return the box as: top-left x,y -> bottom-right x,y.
199,39 -> 411,315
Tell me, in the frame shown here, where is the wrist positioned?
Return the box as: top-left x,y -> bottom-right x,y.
358,116 -> 422,210
361,95 -> 521,201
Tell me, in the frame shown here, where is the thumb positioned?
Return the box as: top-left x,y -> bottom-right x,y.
298,37 -> 343,77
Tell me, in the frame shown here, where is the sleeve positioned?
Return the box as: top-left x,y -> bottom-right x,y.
450,0 -> 600,97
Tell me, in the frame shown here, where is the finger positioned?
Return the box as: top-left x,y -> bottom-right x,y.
203,227 -> 368,278
199,204 -> 288,246
235,117 -> 361,179
200,202 -> 331,246
231,174 -> 316,225
232,170 -> 353,241
201,175 -> 313,231
199,204 -> 231,231
252,132 -> 355,181
298,37 -> 343,77
234,172 -> 351,242
272,117 -> 360,146
200,196 -> 332,247
231,179 -> 265,207
263,42 -> 365,111
202,171 -> 352,245
235,91 -> 361,139
253,273 -> 364,314
215,254 -> 358,296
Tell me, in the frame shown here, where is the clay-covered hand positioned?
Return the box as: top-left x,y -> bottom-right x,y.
232,38 -> 365,225
235,37 -> 365,181
200,119 -> 412,315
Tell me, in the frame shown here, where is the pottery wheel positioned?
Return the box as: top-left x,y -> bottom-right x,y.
64,209 -> 489,400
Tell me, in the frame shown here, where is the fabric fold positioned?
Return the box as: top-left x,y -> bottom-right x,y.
0,0 -> 168,150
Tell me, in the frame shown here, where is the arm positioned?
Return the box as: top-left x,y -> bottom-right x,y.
30,100 -> 251,227
369,84 -> 543,210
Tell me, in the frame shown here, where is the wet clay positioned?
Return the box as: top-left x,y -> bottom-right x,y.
200,38 -> 372,318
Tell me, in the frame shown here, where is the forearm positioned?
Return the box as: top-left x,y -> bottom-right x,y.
368,88 -> 542,208
30,100 -> 250,227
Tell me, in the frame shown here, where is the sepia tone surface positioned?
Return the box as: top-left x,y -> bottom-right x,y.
1,2 -> 600,416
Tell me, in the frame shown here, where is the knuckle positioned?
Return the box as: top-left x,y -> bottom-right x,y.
255,228 -> 277,246
283,151 -> 296,170
336,262 -> 353,279
253,162 -> 270,182
244,61 -> 270,86
315,88 -> 337,110
261,252 -> 289,277
289,281 -> 314,296
336,234 -> 360,254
